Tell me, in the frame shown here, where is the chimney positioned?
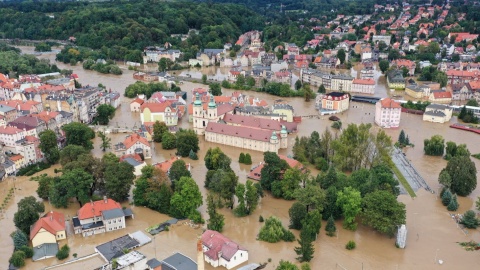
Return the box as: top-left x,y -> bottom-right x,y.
103,196 -> 108,204
50,211 -> 53,221
90,200 -> 94,206
197,239 -> 205,270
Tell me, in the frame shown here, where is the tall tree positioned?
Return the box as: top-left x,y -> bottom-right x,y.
207,193 -> 225,232
13,196 -> 45,235
170,176 -> 203,218
39,130 -> 60,164
276,260 -> 299,270
318,84 -> 326,93
59,145 -> 88,166
153,121 -> 168,143
289,201 -> 308,230
234,183 -> 247,216
245,180 -> 259,214
97,131 -> 111,151
176,129 -> 199,157
444,156 -> 477,196
325,215 -> 336,236
36,174 -> 54,200
62,122 -> 95,149
379,59 -> 389,73
294,181 -> 326,213
423,135 -> 444,156
11,230 -> 28,250
105,162 -> 135,202
337,48 -> 346,64
95,104 -> 115,125
294,230 -> 315,262
50,169 -> 94,208
361,190 -> 406,236
336,187 -> 362,231
209,82 -> 222,96
260,152 -> 289,191
204,147 -> 232,171
169,159 -> 192,186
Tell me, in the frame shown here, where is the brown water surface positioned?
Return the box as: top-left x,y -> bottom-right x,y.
0,46 -> 479,269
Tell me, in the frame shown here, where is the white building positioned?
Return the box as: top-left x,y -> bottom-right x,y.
423,104 -> 453,123
201,230 -> 248,269
352,79 -> 375,94
0,126 -> 26,147
375,98 -> 402,128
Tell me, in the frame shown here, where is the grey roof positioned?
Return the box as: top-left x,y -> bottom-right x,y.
424,110 -> 446,117
0,104 -> 15,113
123,208 -> 134,217
123,157 -> 142,167
147,258 -> 162,268
161,253 -> 197,270
237,264 -> 261,270
32,243 -> 58,261
203,49 -> 224,54
82,220 -> 104,230
387,70 -> 404,83
427,104 -> 449,110
96,234 -> 140,261
102,208 -> 125,220
129,231 -> 152,246
273,104 -> 294,111
58,110 -> 73,118
72,216 -> 81,227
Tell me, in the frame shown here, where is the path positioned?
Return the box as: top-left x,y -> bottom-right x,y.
391,147 -> 432,193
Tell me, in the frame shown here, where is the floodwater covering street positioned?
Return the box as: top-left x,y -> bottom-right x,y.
0,47 -> 479,269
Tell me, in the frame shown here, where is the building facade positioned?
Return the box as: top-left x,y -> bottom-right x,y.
321,92 -> 350,113
375,98 -> 402,128
352,79 -> 375,94
201,230 -> 248,269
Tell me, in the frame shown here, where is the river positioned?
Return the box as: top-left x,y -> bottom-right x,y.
0,46 -> 479,269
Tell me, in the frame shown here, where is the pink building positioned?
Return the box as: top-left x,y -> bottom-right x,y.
375,98 -> 401,128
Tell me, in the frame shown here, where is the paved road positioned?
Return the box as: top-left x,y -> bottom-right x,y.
391,147 -> 432,193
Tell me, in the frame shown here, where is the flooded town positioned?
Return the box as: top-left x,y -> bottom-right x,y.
0,1 -> 480,270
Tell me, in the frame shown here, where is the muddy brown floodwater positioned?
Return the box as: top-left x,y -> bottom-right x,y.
0,46 -> 479,269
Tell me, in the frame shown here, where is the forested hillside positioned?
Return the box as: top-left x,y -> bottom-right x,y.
0,1 -> 264,61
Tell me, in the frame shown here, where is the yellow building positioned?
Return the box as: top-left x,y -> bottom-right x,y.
272,104 -> 294,122
386,70 -> 405,90
30,211 -> 66,248
9,154 -> 24,169
140,102 -> 178,126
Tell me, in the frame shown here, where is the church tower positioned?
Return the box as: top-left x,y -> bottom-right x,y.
269,131 -> 279,152
207,94 -> 217,121
280,125 -> 288,149
193,93 -> 204,135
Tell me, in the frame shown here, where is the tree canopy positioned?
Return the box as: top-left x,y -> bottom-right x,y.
62,122 -> 96,149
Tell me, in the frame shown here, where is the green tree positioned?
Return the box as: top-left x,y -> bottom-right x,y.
19,246 -> 33,258
209,82 -> 222,96
361,190 -> 406,236
466,99 -> 479,107
162,132 -> 176,149
275,168 -> 302,200
258,216 -> 295,243
476,197 -> 480,211
59,145 -> 88,165
202,74 -> 208,84
325,215 -> 336,236
235,74 -> 246,88
56,244 -> 70,260
460,210 -> 480,229
11,230 -> 28,250
96,104 -> 115,125
97,131 -> 111,151
423,135 -> 445,156
439,169 -> 452,189
444,156 -> 477,196
441,189 -> 452,206
289,201 -> 308,230
9,251 -> 26,268
170,177 -> 203,218
13,196 -> 45,235
398,130 -> 406,146
153,121 -> 168,143
301,263 -> 311,270
294,230 -> 315,262
294,181 -> 326,213
336,187 -> 362,231
276,260 -> 299,270
204,147 -> 232,171
239,153 -> 245,163
50,169 -> 94,208
234,182 -> 247,216
318,84 -> 326,93
337,49 -> 346,64
447,195 -> 459,211
39,130 -> 60,164
295,80 -> 303,90
322,186 -> 343,220
207,193 -> 225,232
158,58 -> 174,72
62,122 -> 95,149
189,149 -> 198,160
303,84 -> 315,102
433,71 -> 448,88
378,59 -> 390,74
260,152 -> 289,191
169,159 -> 192,185
245,180 -> 259,214
176,129 -> 199,156
105,162 -> 135,202
244,153 -> 252,165
36,174 -> 54,200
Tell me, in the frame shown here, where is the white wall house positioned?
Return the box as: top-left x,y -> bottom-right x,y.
375,98 -> 402,128
201,230 -> 248,269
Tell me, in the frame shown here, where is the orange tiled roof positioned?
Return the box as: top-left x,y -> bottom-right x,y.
30,211 -> 65,240
77,198 -> 122,220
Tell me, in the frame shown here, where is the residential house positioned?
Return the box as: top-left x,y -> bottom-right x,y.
429,90 -> 452,104
105,92 -> 121,109
14,135 -> 42,165
201,230 -> 248,269
9,154 -> 24,169
120,154 -> 146,176
154,156 -> 191,176
115,133 -> 152,159
375,98 -> 402,128
0,126 -> 26,148
272,104 -> 294,122
448,32 -> 479,43
372,35 -> 392,46
320,92 -> 350,113
450,84 -> 473,101
331,74 -> 353,92
392,59 -> 416,76
405,84 -> 431,99
72,197 -> 133,237
247,155 -> 306,181
196,49 -> 225,66
30,211 -> 66,261
423,104 -> 453,123
130,98 -> 144,112
140,102 -> 178,126
386,70 -> 405,90
9,115 -> 46,137
0,104 -> 17,123
158,252 -> 197,270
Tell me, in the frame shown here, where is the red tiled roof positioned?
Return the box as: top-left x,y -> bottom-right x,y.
353,79 -> 375,85
9,154 -> 23,161
154,156 -> 180,173
432,91 -> 452,99
131,98 -> 144,105
247,155 -> 304,180
123,133 -> 150,149
78,198 -> 122,220
30,211 -> 65,240
0,126 -> 23,135
380,98 -> 401,108
223,113 -> 282,131
214,96 -> 231,103
201,230 -> 246,261
206,122 -> 276,142
119,153 -> 143,163
140,101 -> 175,113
